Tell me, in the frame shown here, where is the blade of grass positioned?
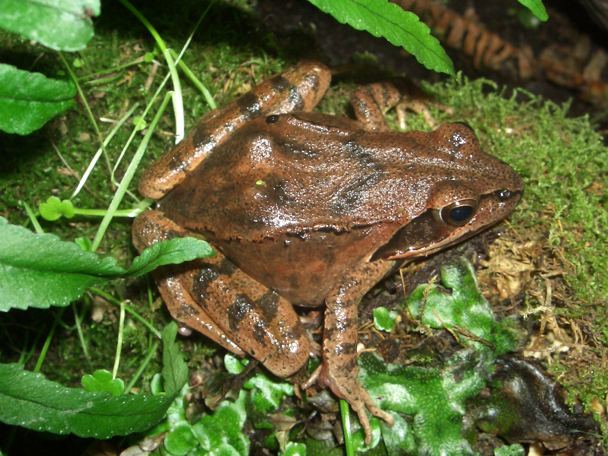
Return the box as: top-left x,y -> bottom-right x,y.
90,287 -> 162,339
21,202 -> 43,234
91,91 -> 172,251
124,340 -> 158,394
340,399 -> 355,456
112,300 -> 126,379
72,301 -> 91,363
72,102 -> 139,198
118,0 -> 184,143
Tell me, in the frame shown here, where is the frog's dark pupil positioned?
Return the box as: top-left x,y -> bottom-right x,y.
266,114 -> 279,123
448,205 -> 474,223
497,189 -> 512,201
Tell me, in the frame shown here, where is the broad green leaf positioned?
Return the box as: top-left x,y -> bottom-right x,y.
164,423 -> 198,456
0,363 -> 174,438
405,258 -> 520,355
81,369 -> 125,396
0,216 -> 213,311
518,0 -> 548,21
0,64 -> 75,135
0,0 -> 100,51
305,0 -> 454,75
161,323 -> 188,396
128,237 -> 214,277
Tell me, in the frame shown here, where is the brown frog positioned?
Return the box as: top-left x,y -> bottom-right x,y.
132,61 -> 522,443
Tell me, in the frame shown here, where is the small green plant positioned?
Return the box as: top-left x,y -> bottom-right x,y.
0,323 -> 187,438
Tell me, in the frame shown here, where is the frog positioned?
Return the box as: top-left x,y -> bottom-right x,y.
132,61 -> 523,443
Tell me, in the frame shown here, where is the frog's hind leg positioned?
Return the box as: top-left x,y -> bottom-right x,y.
350,82 -> 401,132
133,210 -> 311,377
133,211 -> 245,355
139,61 -> 331,199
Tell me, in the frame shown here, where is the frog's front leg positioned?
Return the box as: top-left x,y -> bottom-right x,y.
320,260 -> 396,444
133,211 -> 311,377
140,61 -> 331,199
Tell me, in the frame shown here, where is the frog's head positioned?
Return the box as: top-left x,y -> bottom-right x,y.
372,123 -> 523,261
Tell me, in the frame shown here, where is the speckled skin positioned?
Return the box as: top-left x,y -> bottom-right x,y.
132,61 -> 523,443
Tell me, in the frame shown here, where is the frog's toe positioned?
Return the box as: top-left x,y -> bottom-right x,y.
317,366 -> 392,445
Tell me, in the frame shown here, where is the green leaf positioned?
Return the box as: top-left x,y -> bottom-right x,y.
0,216 -> 214,311
191,391 -> 249,456
224,353 -> 248,375
0,64 -> 75,135
283,442 -> 307,456
39,196 -> 76,221
405,257 -> 520,354
164,423 -> 198,456
0,0 -> 100,51
127,236 -> 214,277
161,323 -> 188,396
518,0 -> 548,21
81,369 -> 125,396
305,0 -> 454,75
244,372 -> 293,416
372,306 -> 399,332
0,363 -> 174,438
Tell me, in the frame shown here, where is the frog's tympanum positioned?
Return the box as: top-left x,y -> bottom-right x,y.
133,62 -> 522,442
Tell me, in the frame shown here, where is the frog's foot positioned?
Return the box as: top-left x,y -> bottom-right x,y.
318,363 -> 394,445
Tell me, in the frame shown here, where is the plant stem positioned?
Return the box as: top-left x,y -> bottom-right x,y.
91,91 -> 172,251
118,0 -> 185,142
112,300 -> 126,379
90,287 -> 162,339
124,340 -> 159,393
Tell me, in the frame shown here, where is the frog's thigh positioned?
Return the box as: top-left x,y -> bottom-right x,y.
322,259 -> 396,441
133,211 -> 310,377
139,61 -> 332,200
133,211 -> 245,355
350,82 -> 401,132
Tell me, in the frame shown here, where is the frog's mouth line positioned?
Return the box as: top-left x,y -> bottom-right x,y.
370,190 -> 522,261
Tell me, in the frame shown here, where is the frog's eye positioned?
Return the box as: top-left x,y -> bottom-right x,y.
438,199 -> 478,226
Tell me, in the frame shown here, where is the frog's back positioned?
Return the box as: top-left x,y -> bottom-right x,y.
161,112 -> 418,240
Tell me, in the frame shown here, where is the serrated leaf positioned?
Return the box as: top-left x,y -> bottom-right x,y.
0,64 -> 75,135
0,216 -> 214,311
81,369 -> 125,396
0,0 -> 100,51
128,236 -> 214,277
0,363 -> 174,438
306,0 -> 454,75
518,0 -> 548,21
